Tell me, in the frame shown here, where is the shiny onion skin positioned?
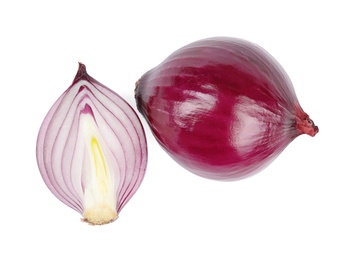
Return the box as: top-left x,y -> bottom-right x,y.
135,37 -> 318,181
37,63 -> 147,225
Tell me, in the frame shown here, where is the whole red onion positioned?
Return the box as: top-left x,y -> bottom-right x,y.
135,37 -> 318,181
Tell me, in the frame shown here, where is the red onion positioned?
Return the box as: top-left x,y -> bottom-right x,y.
36,63 -> 147,225
135,37 -> 318,181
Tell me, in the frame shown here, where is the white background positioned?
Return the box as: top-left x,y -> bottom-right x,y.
1,0 -> 353,259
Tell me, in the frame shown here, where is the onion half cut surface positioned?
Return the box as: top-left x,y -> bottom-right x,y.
37,63 -> 148,225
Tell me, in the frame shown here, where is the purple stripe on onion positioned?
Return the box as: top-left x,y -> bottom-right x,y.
135,37 -> 318,181
37,63 -> 147,225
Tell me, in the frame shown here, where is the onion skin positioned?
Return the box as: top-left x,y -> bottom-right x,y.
135,37 -> 318,181
37,63 -> 147,224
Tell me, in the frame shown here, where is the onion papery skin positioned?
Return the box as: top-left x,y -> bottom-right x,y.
37,63 -> 147,225
135,37 -> 318,181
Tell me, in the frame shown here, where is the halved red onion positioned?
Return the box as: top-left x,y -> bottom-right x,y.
36,63 -> 147,225
135,37 -> 318,181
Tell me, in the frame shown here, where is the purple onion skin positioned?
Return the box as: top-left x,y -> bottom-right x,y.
135,37 -> 318,181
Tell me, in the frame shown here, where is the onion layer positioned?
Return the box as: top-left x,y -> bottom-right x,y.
37,63 -> 147,225
135,37 -> 318,181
